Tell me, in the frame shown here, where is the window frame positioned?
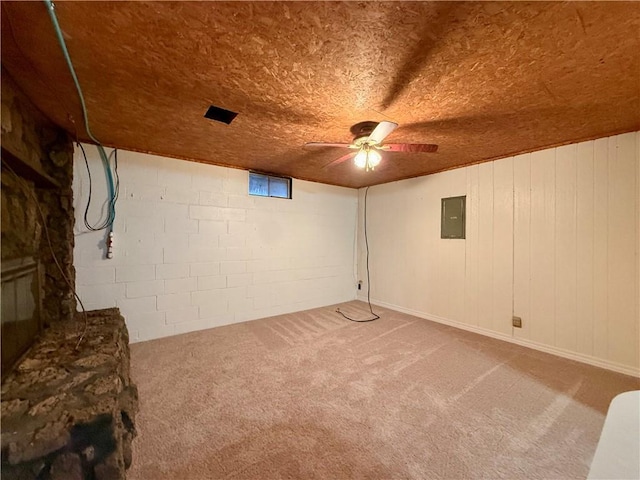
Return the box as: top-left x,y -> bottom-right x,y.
248,172 -> 292,199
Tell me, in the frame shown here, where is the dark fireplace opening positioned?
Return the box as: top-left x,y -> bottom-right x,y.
1,257 -> 43,380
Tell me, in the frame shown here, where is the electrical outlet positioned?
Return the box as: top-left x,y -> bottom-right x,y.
512,316 -> 522,328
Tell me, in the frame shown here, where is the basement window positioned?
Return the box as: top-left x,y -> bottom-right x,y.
249,172 -> 292,199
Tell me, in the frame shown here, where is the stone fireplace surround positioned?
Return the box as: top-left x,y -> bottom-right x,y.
1,309 -> 138,480
1,71 -> 139,479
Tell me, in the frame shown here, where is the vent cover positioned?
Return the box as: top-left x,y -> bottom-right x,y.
204,105 -> 238,124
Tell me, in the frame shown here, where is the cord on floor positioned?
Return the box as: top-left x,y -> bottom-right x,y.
338,186 -> 380,323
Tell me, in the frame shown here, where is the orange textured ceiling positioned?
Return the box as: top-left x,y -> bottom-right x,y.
2,1 -> 639,188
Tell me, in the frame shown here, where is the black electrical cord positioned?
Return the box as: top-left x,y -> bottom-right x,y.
337,186 -> 380,323
79,143 -> 119,232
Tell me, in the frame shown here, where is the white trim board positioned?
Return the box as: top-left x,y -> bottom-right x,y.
357,295 -> 640,378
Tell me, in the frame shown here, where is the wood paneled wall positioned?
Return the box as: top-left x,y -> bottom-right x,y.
358,132 -> 639,375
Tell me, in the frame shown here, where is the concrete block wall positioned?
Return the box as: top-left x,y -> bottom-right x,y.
73,145 -> 357,342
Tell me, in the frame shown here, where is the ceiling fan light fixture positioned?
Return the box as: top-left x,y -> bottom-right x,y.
354,147 -> 381,171
308,120 -> 437,171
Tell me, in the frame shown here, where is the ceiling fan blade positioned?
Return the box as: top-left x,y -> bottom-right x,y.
383,143 -> 438,153
368,121 -> 398,144
323,152 -> 356,169
305,142 -> 355,149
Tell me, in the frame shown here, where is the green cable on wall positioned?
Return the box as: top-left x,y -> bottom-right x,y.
44,0 -> 117,234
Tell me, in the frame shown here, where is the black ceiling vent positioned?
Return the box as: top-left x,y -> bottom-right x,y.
204,105 -> 238,125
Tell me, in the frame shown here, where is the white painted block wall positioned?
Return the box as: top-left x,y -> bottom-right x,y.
73,146 -> 357,342
358,132 -> 640,376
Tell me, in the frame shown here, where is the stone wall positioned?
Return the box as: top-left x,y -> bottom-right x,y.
1,69 -> 139,479
1,308 -> 138,480
1,68 -> 76,325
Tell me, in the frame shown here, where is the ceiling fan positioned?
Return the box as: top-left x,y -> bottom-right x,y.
305,121 -> 438,171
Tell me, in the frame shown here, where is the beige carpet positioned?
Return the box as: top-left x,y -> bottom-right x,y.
129,301 -> 639,479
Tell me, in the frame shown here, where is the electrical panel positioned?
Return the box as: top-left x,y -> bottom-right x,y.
441,196 -> 466,239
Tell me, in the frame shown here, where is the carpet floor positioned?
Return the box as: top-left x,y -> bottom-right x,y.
129,301 -> 639,479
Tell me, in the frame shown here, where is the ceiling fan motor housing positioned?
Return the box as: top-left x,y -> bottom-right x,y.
350,121 -> 380,142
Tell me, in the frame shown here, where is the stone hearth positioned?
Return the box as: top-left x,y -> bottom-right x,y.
1,309 -> 138,480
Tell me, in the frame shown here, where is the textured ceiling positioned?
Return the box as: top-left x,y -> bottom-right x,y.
2,1 -> 639,188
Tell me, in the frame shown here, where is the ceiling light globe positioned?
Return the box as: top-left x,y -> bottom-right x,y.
354,150 -> 367,168
368,149 -> 382,167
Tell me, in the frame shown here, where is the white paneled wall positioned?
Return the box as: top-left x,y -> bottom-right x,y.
358,132 -> 640,376
73,146 -> 357,342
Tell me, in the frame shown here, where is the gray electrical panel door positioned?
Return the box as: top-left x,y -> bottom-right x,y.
441,196 -> 466,239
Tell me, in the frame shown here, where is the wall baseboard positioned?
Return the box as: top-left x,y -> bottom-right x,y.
358,295 -> 640,378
